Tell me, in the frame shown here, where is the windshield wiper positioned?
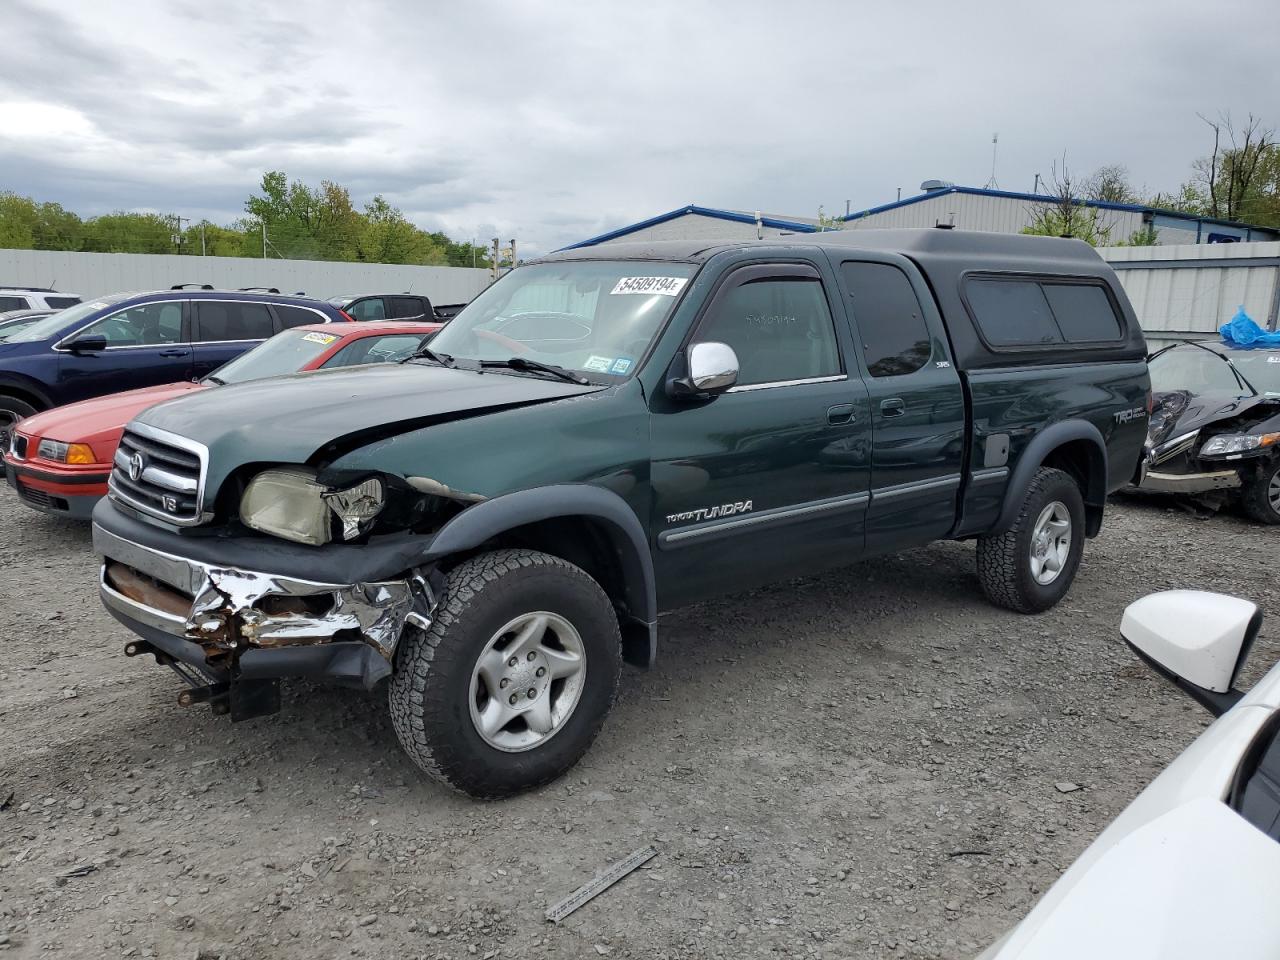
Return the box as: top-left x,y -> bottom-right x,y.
1187,341 -> 1258,396
402,345 -> 456,367
480,357 -> 590,385
204,375 -> 226,386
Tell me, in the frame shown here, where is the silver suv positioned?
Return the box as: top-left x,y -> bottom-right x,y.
0,287 -> 83,312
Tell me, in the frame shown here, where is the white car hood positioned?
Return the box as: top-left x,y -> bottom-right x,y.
984,660 -> 1280,959
1006,798 -> 1280,960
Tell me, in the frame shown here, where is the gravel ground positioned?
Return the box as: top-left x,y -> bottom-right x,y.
1,485 -> 1276,960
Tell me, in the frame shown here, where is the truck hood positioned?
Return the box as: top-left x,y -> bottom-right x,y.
1147,389 -> 1280,446
134,362 -> 606,466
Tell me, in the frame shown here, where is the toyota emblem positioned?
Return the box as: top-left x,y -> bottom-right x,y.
127,451 -> 145,482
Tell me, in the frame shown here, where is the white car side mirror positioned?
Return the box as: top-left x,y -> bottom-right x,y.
1120,590 -> 1262,716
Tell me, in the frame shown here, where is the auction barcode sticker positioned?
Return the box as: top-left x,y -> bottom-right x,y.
610,276 -> 689,296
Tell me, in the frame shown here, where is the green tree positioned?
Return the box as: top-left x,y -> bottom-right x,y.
81,212 -> 175,253
0,192 -> 39,248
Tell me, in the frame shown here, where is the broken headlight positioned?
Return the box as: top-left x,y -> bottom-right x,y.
1199,432 -> 1280,457
241,468 -> 332,546
240,467 -> 387,546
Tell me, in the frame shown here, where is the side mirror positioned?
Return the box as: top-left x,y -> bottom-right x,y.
668,341 -> 739,398
1120,590 -> 1262,716
66,334 -> 108,353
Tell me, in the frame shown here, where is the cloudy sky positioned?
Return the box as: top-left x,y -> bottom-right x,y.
2,0 -> 1277,254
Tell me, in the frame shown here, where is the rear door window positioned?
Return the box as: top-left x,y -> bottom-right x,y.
45,296 -> 81,309
841,262 -> 933,377
0,296 -> 29,311
345,297 -> 387,321
194,301 -> 275,342
387,296 -> 429,319
274,304 -> 325,329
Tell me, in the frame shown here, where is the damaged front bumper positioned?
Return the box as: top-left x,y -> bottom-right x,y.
1136,468 -> 1242,495
93,503 -> 437,719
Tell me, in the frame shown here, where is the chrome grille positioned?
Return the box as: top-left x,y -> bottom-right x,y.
109,426 -> 207,524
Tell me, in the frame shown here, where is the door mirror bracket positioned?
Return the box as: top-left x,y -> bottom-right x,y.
667,341 -> 740,399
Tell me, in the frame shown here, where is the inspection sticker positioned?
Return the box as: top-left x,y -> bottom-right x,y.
1268,356 -> 1280,363
610,357 -> 633,374
583,355 -> 613,372
302,332 -> 338,345
610,276 -> 689,296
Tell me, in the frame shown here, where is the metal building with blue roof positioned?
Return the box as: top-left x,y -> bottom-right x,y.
567,184 -> 1279,249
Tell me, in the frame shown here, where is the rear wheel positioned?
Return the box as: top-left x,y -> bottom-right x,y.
388,549 -> 622,798
976,467 -> 1086,613
0,395 -> 38,451
1241,458 -> 1280,525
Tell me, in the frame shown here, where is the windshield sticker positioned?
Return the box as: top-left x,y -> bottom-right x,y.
583,355 -> 613,372
1268,356 -> 1280,363
301,332 -> 338,345
609,357 -> 633,375
610,276 -> 689,297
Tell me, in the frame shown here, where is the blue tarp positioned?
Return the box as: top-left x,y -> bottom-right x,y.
1220,306 -> 1280,346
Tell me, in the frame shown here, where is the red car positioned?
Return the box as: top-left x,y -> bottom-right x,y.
4,321 -> 439,519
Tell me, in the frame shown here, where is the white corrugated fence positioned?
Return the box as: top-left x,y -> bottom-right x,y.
0,249 -> 492,305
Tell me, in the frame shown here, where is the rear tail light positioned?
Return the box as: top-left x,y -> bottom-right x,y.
339,310 -> 357,322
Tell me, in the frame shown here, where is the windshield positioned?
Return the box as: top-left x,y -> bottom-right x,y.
1225,350 -> 1280,397
1149,344 -> 1249,395
209,329 -> 341,384
426,260 -> 698,378
3,294 -> 130,343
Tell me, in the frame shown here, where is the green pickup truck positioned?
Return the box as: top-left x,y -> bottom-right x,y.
93,229 -> 1150,797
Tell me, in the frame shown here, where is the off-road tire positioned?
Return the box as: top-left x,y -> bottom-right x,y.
1240,457 -> 1280,525
388,549 -> 622,799
976,467 -> 1086,614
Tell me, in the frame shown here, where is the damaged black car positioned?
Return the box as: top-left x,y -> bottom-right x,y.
1137,339 -> 1280,523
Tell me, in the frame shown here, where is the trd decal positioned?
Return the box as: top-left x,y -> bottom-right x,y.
1113,406 -> 1146,424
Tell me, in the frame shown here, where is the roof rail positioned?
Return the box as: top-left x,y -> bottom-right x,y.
237,286 -> 281,294
0,285 -> 55,292
171,283 -> 215,290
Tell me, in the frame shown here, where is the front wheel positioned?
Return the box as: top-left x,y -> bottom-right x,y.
976,467 -> 1086,614
0,395 -> 38,450
1241,457 -> 1280,525
388,549 -> 622,798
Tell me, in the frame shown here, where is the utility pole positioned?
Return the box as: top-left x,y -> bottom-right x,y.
172,215 -> 189,254
509,238 -> 516,270
200,223 -> 207,257
262,222 -> 268,259
491,237 -> 500,281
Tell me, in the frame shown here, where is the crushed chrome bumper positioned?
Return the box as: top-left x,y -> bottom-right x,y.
94,524 -> 433,696
1136,468 -> 1242,495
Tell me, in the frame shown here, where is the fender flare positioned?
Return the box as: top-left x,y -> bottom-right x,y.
423,483 -> 658,663
993,420 -> 1108,536
0,373 -> 54,410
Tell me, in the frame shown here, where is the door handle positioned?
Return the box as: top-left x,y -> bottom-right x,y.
158,349 -> 187,358
827,403 -> 855,425
880,398 -> 906,418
